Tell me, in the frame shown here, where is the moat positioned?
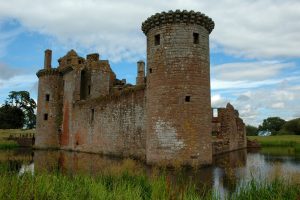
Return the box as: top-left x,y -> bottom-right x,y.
1,147 -> 300,197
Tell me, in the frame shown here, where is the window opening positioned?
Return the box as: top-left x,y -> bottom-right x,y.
185,96 -> 191,102
155,34 -> 160,45
45,94 -> 50,101
193,33 -> 199,44
91,109 -> 95,123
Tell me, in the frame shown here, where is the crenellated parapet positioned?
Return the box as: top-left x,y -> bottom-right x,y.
142,10 -> 215,35
36,68 -> 61,78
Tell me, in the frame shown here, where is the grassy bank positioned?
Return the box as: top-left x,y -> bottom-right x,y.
0,129 -> 35,149
248,135 -> 300,148
0,169 -> 299,200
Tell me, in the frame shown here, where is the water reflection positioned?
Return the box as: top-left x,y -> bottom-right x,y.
1,147 -> 300,196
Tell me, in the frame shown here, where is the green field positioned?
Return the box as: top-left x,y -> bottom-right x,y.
248,135 -> 300,147
0,129 -> 35,149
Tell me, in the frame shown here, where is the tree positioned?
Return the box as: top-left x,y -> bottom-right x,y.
246,125 -> 258,136
258,117 -> 286,135
6,91 -> 36,129
0,104 -> 25,129
281,118 -> 300,135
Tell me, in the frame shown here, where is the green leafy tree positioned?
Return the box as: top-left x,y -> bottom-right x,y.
246,125 -> 258,136
0,104 -> 25,129
6,91 -> 36,129
281,118 -> 300,135
258,117 -> 286,135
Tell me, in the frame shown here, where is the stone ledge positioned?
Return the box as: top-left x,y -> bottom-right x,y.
141,10 -> 215,35
36,68 -> 61,78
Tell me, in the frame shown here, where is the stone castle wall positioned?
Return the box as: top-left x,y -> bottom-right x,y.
145,22 -> 212,166
35,10 -> 247,167
62,88 -> 146,159
212,103 -> 247,155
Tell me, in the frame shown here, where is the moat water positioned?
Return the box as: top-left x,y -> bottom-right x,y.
1,147 -> 300,197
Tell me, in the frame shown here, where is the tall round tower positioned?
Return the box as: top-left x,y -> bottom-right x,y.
142,10 -> 214,166
35,49 -> 63,148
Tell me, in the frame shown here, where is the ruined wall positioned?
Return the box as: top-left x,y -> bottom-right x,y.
61,88 -> 146,160
142,11 -> 214,166
212,103 -> 247,155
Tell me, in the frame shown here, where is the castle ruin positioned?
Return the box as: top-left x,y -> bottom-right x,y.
36,10 -> 247,166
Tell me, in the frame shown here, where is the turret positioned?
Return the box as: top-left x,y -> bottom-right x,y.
142,10 -> 214,166
35,49 -> 63,148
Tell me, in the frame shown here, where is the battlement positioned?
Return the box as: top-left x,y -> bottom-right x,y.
141,10 -> 215,35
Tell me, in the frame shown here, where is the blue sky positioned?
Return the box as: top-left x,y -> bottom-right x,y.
0,0 -> 300,126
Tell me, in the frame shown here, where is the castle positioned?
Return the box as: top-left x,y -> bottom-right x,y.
36,10 -> 247,166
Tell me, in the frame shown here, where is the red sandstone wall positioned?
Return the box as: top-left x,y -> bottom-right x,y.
145,23 -> 212,166
62,89 -> 146,160
36,70 -> 62,148
212,103 -> 247,155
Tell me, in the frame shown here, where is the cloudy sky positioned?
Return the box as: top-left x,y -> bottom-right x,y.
0,0 -> 299,126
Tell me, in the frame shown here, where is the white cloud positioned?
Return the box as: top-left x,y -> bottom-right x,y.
212,61 -> 294,81
0,75 -> 36,90
211,94 -> 228,108
271,102 -> 285,109
0,0 -> 300,61
227,80 -> 300,126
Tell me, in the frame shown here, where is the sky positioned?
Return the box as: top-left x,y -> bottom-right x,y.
0,0 -> 299,126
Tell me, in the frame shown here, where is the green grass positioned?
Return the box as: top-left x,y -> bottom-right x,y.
0,169 -> 299,200
229,178 -> 300,200
248,135 -> 300,148
0,129 -> 35,150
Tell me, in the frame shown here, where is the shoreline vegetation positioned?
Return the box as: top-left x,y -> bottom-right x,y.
0,129 -> 35,150
0,160 -> 300,200
1,130 -> 300,199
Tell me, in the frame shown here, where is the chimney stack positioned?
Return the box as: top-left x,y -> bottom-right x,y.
136,60 -> 145,85
44,49 -> 52,69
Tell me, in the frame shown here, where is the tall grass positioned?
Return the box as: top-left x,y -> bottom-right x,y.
230,178 -> 300,200
0,165 -> 299,199
0,171 -> 299,200
0,171 -> 206,200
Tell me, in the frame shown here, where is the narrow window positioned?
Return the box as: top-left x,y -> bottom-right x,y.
88,85 -> 91,95
45,94 -> 50,101
67,59 -> 71,64
213,109 -> 218,117
91,109 -> 94,123
80,70 -> 87,100
149,68 -> 153,73
44,114 -> 48,121
193,33 -> 199,44
185,96 -> 191,102
155,34 -> 160,46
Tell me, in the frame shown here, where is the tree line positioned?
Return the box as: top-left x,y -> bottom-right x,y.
246,117 -> 300,136
0,91 -> 36,129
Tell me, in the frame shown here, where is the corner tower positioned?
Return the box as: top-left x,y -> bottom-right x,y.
142,10 -> 214,166
36,49 -> 63,148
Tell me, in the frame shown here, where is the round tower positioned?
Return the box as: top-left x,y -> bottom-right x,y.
35,49 -> 63,148
142,10 -> 214,166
